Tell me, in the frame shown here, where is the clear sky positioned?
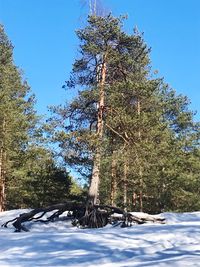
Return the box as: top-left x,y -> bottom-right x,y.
0,0 -> 200,120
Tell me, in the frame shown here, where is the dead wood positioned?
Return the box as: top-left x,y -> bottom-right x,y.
1,202 -> 165,232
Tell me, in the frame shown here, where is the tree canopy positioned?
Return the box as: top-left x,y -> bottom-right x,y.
49,15 -> 200,213
1,13 -> 199,214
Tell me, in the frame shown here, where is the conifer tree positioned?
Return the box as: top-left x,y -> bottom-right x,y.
50,15 -> 200,212
0,25 -> 37,210
7,145 -> 83,209
50,15 -> 150,205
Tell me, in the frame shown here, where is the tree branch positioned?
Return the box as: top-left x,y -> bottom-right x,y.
105,123 -> 129,144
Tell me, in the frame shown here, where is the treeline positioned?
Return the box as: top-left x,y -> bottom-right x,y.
0,25 -> 84,211
0,15 -> 200,213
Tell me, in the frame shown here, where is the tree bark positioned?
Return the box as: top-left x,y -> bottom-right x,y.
88,54 -> 107,204
123,160 -> 128,211
139,166 -> 143,212
110,151 -> 117,206
132,192 -> 137,207
0,148 -> 5,212
137,98 -> 143,212
0,117 -> 6,212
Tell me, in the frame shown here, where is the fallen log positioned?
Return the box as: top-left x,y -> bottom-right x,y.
1,202 -> 84,232
1,202 -> 165,232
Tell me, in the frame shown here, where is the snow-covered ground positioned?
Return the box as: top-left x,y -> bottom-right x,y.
0,210 -> 200,266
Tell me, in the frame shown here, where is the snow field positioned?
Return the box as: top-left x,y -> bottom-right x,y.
0,210 -> 200,266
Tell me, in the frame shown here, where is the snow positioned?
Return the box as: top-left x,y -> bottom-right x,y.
1,210 -> 200,266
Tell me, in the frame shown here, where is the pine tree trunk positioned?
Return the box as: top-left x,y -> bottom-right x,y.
110,152 -> 117,206
88,54 -> 107,205
139,166 -> 143,212
88,149 -> 101,204
0,148 -> 5,212
137,98 -> 143,212
132,192 -> 137,207
0,118 -> 6,212
123,161 -> 128,211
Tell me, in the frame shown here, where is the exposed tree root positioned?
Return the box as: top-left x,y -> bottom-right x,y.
1,202 -> 165,232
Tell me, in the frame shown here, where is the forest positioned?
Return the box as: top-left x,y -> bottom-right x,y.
0,10 -> 200,222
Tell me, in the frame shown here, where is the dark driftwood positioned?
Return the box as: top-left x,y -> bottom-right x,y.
2,202 -> 165,232
2,202 -> 83,232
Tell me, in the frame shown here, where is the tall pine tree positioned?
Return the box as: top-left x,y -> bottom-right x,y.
0,25 -> 37,211
50,15 -> 200,212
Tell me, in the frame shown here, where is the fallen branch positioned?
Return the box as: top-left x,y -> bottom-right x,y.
2,202 -> 84,232
2,202 -> 165,232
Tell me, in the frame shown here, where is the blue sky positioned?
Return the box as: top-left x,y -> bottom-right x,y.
0,0 -> 200,120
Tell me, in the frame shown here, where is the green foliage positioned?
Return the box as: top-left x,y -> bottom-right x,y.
6,146 -> 84,209
0,24 -> 39,209
6,146 -> 85,209
0,25 -> 85,210
48,14 -> 200,212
